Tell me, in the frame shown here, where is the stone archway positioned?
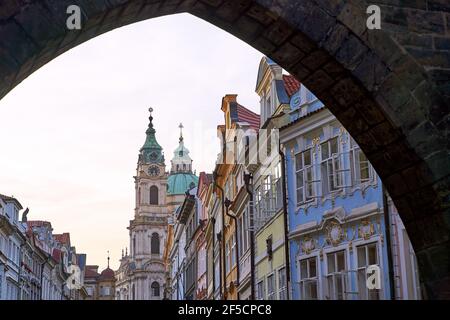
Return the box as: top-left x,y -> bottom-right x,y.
0,0 -> 448,298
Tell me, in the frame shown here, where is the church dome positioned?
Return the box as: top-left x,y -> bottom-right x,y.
167,123 -> 198,195
167,173 -> 199,195
99,267 -> 115,281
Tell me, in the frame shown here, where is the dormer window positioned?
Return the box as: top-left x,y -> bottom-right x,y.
266,95 -> 271,114
179,150 -> 183,157
261,91 -> 272,124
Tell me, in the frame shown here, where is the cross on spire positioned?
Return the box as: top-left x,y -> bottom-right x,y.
179,122 -> 184,142
147,107 -> 154,129
107,250 -> 110,268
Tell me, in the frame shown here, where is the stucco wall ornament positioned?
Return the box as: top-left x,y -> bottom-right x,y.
325,221 -> 344,246
359,220 -> 375,240
301,236 -> 316,254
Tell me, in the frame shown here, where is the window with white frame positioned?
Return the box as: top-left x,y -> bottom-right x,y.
225,241 -> 230,274
278,267 -> 287,300
273,161 -> 283,210
325,250 -> 347,300
320,136 -> 344,195
350,140 -> 374,186
262,175 -> 273,217
214,253 -> 220,292
356,243 -> 380,300
231,234 -> 236,268
100,287 -> 111,296
295,148 -> 315,205
257,280 -> 265,300
238,206 -> 250,257
299,257 -> 318,300
266,95 -> 272,116
254,186 -> 262,230
267,274 -> 275,300
86,286 -> 94,296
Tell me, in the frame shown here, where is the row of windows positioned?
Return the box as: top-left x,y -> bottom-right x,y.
254,162 -> 283,230
257,267 -> 287,300
298,242 -> 380,300
295,137 -> 375,206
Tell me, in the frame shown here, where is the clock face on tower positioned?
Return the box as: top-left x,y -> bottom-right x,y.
149,151 -> 158,162
148,165 -> 160,177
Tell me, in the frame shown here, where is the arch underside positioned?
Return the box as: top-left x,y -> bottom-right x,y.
0,0 -> 448,298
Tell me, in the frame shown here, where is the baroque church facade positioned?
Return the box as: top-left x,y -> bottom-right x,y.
115,109 -> 198,300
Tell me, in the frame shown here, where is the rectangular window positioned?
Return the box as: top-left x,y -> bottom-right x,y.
299,257 -> 318,300
278,267 -> 287,300
326,250 -> 347,300
257,280 -> 265,300
295,148 -> 315,205
320,137 -> 344,195
214,254 -> 220,292
273,162 -> 283,211
263,175 -> 272,216
356,243 -> 380,300
238,205 -> 250,257
231,234 -> 236,267
350,142 -> 373,186
225,241 -> 230,274
267,274 -> 275,300
254,187 -> 261,230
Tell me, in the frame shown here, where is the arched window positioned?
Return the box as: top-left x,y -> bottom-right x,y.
150,186 -> 158,205
151,233 -> 160,254
151,281 -> 160,297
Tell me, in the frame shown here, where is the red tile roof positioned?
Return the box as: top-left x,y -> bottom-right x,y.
283,74 -> 301,97
54,233 -> 70,245
27,220 -> 52,230
85,265 -> 101,279
236,104 -> 260,131
52,248 -> 62,263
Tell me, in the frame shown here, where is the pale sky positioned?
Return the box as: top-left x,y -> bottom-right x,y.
0,13 -> 263,271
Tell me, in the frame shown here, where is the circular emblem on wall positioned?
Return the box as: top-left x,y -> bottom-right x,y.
326,221 -> 344,246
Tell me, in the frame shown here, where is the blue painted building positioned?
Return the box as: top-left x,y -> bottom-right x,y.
280,83 -> 394,300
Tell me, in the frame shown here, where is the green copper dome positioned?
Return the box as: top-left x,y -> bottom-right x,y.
167,123 -> 198,195
139,108 -> 164,164
167,173 -> 199,195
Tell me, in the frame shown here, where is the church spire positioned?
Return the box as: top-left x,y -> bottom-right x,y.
170,123 -> 193,174
140,107 -> 164,164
